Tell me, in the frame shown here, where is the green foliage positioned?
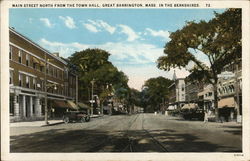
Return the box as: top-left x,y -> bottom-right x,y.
142,76 -> 173,112
157,9 -> 241,84
68,48 -> 129,104
157,9 -> 241,119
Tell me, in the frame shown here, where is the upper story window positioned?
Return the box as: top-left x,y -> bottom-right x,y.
18,50 -> 22,63
49,66 -> 53,76
26,76 -> 30,88
9,45 -> 13,60
55,69 -> 58,78
9,70 -> 13,85
19,74 -> 23,86
33,78 -> 36,89
26,54 -> 30,66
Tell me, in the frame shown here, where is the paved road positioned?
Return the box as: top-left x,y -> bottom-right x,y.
10,113 -> 242,152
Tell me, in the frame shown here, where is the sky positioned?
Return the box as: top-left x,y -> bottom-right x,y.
9,8 -> 225,90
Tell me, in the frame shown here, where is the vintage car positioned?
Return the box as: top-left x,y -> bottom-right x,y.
180,103 -> 204,121
62,111 -> 90,123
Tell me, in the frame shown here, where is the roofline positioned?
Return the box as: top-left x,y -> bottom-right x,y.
9,27 -> 67,65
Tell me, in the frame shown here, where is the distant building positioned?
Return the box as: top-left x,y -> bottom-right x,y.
167,71 -> 185,110
9,28 -> 78,121
217,59 -> 242,122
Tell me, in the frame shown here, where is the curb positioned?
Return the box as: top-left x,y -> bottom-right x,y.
40,121 -> 64,127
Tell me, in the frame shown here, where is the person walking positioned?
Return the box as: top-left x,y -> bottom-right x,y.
204,110 -> 208,123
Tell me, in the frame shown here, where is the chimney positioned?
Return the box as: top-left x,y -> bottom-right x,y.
53,52 -> 59,57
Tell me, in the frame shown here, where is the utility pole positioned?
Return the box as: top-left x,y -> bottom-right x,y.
90,79 -> 95,116
44,53 -> 49,125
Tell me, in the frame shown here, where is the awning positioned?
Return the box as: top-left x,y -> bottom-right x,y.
78,102 -> 91,109
218,97 -> 235,108
40,61 -> 45,66
67,100 -> 78,110
167,105 -> 176,110
32,57 -> 40,64
181,103 -> 198,110
52,100 -> 69,109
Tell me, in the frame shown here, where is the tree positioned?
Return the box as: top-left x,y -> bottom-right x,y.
157,9 -> 241,120
142,77 -> 173,112
68,48 -> 130,114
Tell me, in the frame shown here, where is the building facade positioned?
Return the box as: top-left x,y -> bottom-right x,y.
167,72 -> 186,110
9,28 -> 78,121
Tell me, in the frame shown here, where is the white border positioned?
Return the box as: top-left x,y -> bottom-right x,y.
1,1 -> 250,161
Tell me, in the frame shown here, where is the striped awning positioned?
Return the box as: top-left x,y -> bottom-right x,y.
218,97 -> 235,108
67,100 -> 78,110
32,57 -> 40,64
52,100 -> 69,109
40,61 -> 45,66
181,103 -> 198,110
78,102 -> 91,109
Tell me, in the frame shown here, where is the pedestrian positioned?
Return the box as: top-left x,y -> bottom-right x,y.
204,110 -> 208,123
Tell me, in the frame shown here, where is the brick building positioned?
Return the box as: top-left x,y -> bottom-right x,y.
9,28 -> 78,121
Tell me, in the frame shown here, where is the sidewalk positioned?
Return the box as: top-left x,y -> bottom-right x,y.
10,114 -> 102,127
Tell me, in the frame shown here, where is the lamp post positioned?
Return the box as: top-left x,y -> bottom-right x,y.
90,79 -> 95,116
44,55 -> 57,125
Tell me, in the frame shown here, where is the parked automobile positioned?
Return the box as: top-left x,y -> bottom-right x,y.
62,111 -> 90,123
181,108 -> 204,121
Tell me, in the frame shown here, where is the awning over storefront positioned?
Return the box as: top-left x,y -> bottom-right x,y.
218,97 -> 235,108
32,57 -> 40,64
52,100 -> 69,109
40,61 -> 45,66
167,105 -> 176,110
78,102 -> 91,109
67,100 -> 78,110
181,103 -> 198,110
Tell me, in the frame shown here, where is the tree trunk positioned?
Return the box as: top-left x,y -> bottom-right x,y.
213,83 -> 219,122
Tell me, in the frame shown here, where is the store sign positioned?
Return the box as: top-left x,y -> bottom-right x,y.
217,71 -> 235,79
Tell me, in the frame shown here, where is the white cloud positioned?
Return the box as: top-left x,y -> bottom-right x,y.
118,24 -> 139,42
83,19 -> 116,34
145,28 -> 171,41
38,38 -> 190,90
83,23 -> 99,33
59,16 -> 76,29
40,18 -> 54,28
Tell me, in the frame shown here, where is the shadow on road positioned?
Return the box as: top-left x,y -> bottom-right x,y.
10,127 -> 241,152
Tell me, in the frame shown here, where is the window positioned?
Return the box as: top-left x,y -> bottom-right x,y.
33,61 -> 36,69
18,50 -> 22,63
26,76 -> 30,88
26,54 -> 30,66
40,66 -> 44,72
33,78 -> 36,89
19,74 -> 23,86
181,84 -> 185,91
49,66 -> 53,76
9,70 -> 13,85
41,80 -> 44,91
9,45 -> 12,60
55,69 -> 58,78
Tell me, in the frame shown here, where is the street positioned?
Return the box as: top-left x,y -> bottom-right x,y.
10,114 -> 242,152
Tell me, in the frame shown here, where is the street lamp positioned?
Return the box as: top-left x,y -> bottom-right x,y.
90,79 -> 95,116
44,55 -> 57,125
